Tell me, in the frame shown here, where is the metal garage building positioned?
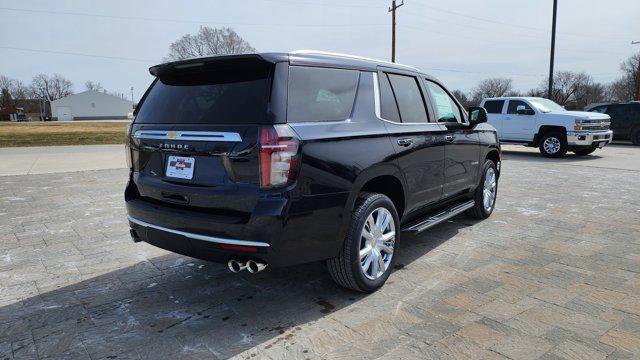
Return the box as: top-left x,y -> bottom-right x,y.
51,90 -> 133,121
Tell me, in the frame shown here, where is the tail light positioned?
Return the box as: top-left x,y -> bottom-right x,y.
260,125 -> 300,189
125,123 -> 133,169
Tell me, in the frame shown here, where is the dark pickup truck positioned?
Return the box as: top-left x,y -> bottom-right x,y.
125,51 -> 501,292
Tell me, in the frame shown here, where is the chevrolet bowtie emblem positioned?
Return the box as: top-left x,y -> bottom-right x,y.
167,132 -> 178,139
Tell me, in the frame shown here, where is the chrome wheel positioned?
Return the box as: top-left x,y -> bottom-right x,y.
359,207 -> 395,280
543,137 -> 561,154
482,167 -> 497,212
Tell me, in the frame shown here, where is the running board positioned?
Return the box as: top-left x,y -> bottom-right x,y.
402,200 -> 475,234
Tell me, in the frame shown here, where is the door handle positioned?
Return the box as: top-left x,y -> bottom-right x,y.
397,138 -> 413,147
445,135 -> 455,142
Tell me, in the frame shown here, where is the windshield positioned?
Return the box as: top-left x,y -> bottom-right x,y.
528,98 -> 566,113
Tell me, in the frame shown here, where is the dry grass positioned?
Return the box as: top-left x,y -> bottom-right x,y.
0,121 -> 129,147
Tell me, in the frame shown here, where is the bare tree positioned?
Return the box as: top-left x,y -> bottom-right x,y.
166,26 -> 256,61
84,81 -> 104,92
470,78 -> 514,104
0,75 -> 29,101
607,53 -> 640,102
30,74 -> 73,101
1,88 -> 13,109
575,81 -> 607,110
451,89 -> 472,108
532,71 -> 604,109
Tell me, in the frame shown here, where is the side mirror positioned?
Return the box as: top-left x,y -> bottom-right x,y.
516,105 -> 534,115
468,106 -> 487,126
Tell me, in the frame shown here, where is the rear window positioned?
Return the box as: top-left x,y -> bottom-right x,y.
483,100 -> 505,114
135,66 -> 271,124
287,66 -> 359,123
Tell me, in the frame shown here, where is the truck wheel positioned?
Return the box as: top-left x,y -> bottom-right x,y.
632,129 -> 640,146
573,148 -> 596,156
327,193 -> 399,293
466,160 -> 498,219
539,132 -> 568,158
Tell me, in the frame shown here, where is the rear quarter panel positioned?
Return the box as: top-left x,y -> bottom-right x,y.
283,71 -> 400,261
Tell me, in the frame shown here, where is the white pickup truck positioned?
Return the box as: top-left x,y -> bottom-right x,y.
480,97 -> 613,157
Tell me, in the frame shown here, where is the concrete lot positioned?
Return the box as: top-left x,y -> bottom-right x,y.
0,144 -> 639,359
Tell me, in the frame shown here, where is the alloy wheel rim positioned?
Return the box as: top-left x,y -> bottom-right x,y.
543,137 -> 561,154
359,207 -> 395,280
483,167 -> 497,212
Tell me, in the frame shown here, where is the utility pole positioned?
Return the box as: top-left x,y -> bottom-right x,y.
633,41 -> 640,101
388,0 -> 404,63
547,0 -> 558,99
130,86 -> 135,109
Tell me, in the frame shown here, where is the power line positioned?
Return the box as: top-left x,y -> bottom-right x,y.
0,46 -> 156,62
398,24 -> 629,57
0,7 -> 385,28
409,1 -> 629,41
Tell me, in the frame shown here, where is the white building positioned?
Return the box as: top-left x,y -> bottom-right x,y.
51,90 -> 133,121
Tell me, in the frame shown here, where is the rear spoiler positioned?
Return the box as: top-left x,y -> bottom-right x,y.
149,53 -> 287,77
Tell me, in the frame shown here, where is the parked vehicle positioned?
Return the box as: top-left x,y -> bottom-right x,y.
125,51 -> 501,292
481,97 -> 612,157
585,102 -> 640,145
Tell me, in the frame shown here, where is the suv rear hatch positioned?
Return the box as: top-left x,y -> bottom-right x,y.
127,55 -> 290,220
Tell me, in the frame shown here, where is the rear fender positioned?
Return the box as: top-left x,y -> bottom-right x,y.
335,163 -> 405,244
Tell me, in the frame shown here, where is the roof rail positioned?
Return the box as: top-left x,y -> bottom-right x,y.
290,50 -> 419,71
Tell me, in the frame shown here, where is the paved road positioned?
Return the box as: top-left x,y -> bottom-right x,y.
0,145 -> 125,176
501,143 -> 640,171
0,145 -> 639,359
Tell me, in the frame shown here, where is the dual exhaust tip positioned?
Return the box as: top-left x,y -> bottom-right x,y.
227,259 -> 267,274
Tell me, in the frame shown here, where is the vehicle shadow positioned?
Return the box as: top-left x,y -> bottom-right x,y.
0,220 -> 472,359
501,149 -> 604,163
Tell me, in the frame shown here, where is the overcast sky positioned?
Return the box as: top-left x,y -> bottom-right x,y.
1,0 -> 639,100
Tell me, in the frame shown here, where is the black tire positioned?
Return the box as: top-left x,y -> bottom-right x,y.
466,160 -> 498,219
327,193 -> 400,293
538,132 -> 568,158
573,148 -> 596,156
632,129 -> 640,146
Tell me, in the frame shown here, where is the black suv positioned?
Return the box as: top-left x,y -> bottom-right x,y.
125,51 -> 501,292
587,102 -> 640,145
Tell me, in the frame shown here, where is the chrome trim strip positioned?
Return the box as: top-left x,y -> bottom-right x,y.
372,73 -> 447,130
133,130 -> 242,142
127,215 -> 270,247
373,72 -> 381,118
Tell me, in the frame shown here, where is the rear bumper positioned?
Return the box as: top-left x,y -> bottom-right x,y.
125,184 -> 350,268
567,130 -> 613,147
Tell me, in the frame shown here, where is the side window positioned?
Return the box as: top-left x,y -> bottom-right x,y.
287,66 -> 359,123
483,100 -> 505,114
378,73 -> 401,122
589,106 -> 608,114
507,100 -> 533,115
386,73 -> 429,123
424,80 -> 462,123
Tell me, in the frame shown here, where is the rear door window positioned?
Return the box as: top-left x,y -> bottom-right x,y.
136,67 -> 271,124
425,80 -> 462,123
386,73 -> 429,123
483,100 -> 505,114
287,66 -> 359,123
